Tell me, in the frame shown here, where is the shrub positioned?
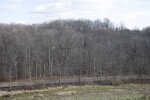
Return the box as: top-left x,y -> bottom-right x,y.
2,94 -> 11,98
0,76 -> 6,82
111,80 -> 123,86
100,80 -> 123,86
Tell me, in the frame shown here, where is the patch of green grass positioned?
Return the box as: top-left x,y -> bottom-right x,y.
52,85 -> 150,92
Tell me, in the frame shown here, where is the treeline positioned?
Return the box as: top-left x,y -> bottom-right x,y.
0,18 -> 150,81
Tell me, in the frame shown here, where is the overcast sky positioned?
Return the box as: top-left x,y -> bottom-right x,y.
0,0 -> 150,29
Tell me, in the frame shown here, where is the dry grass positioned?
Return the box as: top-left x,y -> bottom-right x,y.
54,91 -> 77,96
0,84 -> 150,100
0,86 -> 63,97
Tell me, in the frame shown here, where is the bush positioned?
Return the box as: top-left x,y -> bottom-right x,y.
111,80 -> 123,86
101,80 -> 112,85
2,94 -> 11,98
0,76 -> 6,82
100,80 -> 123,86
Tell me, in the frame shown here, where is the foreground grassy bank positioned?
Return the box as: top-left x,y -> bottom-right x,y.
0,84 -> 150,100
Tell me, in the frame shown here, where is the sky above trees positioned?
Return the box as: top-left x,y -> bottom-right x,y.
0,0 -> 150,29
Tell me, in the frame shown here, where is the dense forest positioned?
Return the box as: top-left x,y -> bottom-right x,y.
0,18 -> 150,82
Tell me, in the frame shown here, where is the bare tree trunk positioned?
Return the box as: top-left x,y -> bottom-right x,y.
9,67 -> 12,91
99,66 -> 102,84
50,64 -> 53,77
24,65 -> 27,81
35,61 -> 38,78
15,61 -> 17,82
48,44 -> 51,77
28,47 -> 32,81
78,66 -> 81,84
44,64 -> 46,78
4,66 -> 6,81
39,64 -> 42,78
50,53 -> 53,77
93,66 -> 95,77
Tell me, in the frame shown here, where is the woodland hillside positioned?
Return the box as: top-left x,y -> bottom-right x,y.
0,19 -> 150,82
